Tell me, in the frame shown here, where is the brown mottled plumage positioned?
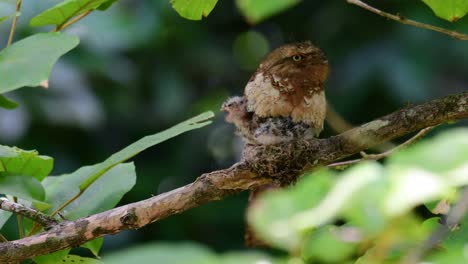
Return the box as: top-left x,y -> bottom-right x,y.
221,42 -> 330,247
223,41 -> 329,145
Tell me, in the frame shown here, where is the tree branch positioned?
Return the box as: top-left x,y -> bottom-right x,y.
347,0 -> 468,40
0,198 -> 58,230
0,92 -> 467,262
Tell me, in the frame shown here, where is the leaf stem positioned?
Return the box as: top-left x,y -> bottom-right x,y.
29,190 -> 83,235
54,10 -> 93,32
347,0 -> 468,40
7,0 -> 22,46
51,190 -> 83,217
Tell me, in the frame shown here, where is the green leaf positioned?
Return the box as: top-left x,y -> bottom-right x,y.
301,226 -> 357,263
82,237 -> 104,257
248,169 -> 336,251
34,249 -> 70,264
388,128 -> 468,174
61,255 -> 103,264
249,163 -> 382,252
78,111 -> 213,191
0,175 -> 45,201
422,0 -> 468,22
220,252 -> 279,264
236,0 -> 301,24
0,145 -> 53,181
0,33 -> 79,94
30,0 -> 108,27
384,167 -> 453,216
0,95 -> 18,109
102,242 -> 217,264
170,0 -> 218,20
97,0 -> 118,10
42,163 -> 136,220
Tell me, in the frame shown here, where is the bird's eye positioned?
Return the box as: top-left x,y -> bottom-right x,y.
292,55 -> 302,61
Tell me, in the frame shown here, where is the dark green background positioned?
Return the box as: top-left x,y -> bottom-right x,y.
0,0 -> 467,255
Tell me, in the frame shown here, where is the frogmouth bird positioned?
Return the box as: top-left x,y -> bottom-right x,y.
222,41 -> 329,144
222,41 -> 329,247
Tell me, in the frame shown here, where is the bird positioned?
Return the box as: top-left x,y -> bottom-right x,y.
222,41 -> 329,145
221,41 -> 330,247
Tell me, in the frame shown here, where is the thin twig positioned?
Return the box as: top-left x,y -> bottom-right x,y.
28,190 -> 83,235
328,126 -> 435,168
6,0 -> 22,46
347,0 -> 468,40
0,198 -> 58,230
0,233 -> 7,242
403,187 -> 468,264
12,197 -> 24,239
54,10 -> 93,32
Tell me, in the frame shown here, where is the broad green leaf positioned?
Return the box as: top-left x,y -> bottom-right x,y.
422,0 -> 468,22
301,226 -> 357,263
170,0 -> 218,20
102,242 -> 217,264
82,237 -> 104,257
61,255 -> 103,264
388,128 -> 468,174
78,111 -> 213,191
0,145 -> 53,181
249,163 -> 382,251
289,163 -> 381,231
342,176 -> 387,235
248,169 -> 336,251
384,167 -> 453,216
0,94 -> 18,109
97,0 -> 118,10
0,33 -> 79,94
220,252 -> 280,264
236,0 -> 301,24
384,128 -> 468,216
34,249 -> 70,264
42,163 -> 136,220
0,175 -> 45,201
30,0 -> 108,27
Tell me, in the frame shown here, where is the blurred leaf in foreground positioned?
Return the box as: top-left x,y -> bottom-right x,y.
236,0 -> 301,24
422,0 -> 468,22
170,0 -> 218,20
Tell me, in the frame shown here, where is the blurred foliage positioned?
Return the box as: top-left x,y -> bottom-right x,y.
422,0 -> 468,22
102,241 -> 284,264
0,0 -> 467,263
248,128 -> 468,263
170,0 -> 218,20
